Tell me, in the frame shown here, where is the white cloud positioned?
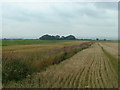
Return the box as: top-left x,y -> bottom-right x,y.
2,2 -> 118,39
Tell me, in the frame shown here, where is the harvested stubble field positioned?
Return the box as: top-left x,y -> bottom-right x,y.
2,40 -> 118,88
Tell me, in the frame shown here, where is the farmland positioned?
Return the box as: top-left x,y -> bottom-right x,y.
2,40 -> 75,46
2,40 -> 118,88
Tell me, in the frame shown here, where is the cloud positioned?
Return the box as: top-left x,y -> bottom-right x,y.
94,2 -> 118,10
2,2 -> 118,39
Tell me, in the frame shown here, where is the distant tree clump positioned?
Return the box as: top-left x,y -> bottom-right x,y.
96,38 -> 99,41
104,39 -> 106,41
39,34 -> 76,40
63,35 -> 76,40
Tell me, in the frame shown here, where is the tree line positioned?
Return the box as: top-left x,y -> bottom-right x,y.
39,34 -> 76,40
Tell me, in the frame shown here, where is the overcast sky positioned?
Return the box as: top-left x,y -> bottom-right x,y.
2,2 -> 118,40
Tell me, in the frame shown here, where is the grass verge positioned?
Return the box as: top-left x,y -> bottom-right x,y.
100,45 -> 118,73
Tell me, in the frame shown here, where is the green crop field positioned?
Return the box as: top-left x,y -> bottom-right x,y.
2,40 -> 76,46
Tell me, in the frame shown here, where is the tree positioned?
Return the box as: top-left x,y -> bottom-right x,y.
104,39 -> 106,41
60,36 -> 65,40
39,34 -> 51,40
64,35 -> 76,40
96,38 -> 99,41
39,34 -> 76,40
55,35 -> 60,40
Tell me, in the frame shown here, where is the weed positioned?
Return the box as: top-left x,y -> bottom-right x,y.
2,59 -> 32,84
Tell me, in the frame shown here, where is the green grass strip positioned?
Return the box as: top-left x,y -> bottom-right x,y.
101,46 -> 118,73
